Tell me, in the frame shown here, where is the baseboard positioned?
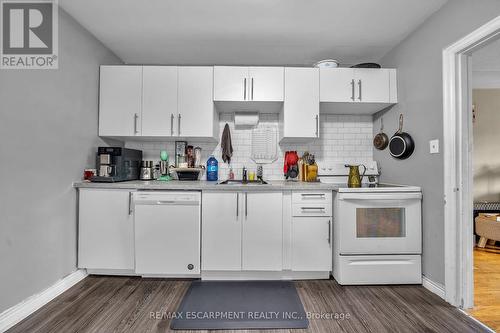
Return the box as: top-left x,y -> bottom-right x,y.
0,269 -> 88,333
422,276 -> 445,299
458,309 -> 495,333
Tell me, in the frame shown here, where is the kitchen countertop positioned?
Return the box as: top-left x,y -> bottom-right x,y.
73,180 -> 341,191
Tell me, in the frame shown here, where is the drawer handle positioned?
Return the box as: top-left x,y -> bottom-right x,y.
301,207 -> 325,210
301,194 -> 325,197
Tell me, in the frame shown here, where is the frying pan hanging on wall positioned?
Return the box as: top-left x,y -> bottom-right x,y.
389,114 -> 415,159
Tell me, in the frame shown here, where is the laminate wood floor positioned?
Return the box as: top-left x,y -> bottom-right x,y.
467,248 -> 500,332
8,276 -> 488,333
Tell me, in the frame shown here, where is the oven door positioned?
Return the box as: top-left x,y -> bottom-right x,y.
337,192 -> 422,254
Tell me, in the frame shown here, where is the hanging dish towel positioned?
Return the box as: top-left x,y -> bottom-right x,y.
221,123 -> 233,164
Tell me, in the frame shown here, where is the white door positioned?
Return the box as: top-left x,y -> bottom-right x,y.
337,192 -> 422,254
178,66 -> 215,137
242,192 -> 283,271
142,66 -> 178,136
354,68 -> 391,103
283,67 -> 319,138
213,66 -> 249,101
292,217 -> 331,271
319,68 -> 355,102
78,189 -> 134,270
202,192 -> 241,270
99,66 -> 142,136
248,67 -> 284,101
134,193 -> 200,275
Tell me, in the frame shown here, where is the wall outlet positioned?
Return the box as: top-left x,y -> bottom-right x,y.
429,139 -> 439,154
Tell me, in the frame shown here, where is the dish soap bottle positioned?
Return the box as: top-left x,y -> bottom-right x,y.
206,156 -> 218,181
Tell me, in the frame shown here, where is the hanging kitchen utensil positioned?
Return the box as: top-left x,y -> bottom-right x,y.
373,118 -> 389,150
389,114 -> 415,159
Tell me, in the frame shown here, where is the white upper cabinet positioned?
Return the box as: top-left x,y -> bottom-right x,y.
319,68 -> 355,102
99,66 -> 217,139
320,68 -> 397,114
248,67 -> 284,101
213,66 -> 248,101
142,66 -> 178,136
99,66 -> 142,136
177,67 -> 217,138
214,66 -> 284,102
281,67 -> 320,140
354,68 -> 393,103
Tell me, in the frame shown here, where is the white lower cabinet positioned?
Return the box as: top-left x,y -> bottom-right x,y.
202,191 -> 283,272
291,191 -> 332,272
78,189 -> 135,270
201,192 -> 241,270
242,192 -> 283,271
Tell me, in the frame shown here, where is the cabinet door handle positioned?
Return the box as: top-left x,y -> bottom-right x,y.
358,80 -> 362,101
351,79 -> 355,101
315,114 -> 319,137
178,114 -> 181,136
170,114 -> 174,136
328,220 -> 331,245
236,193 -> 239,218
128,192 -> 133,215
133,113 -> 139,134
301,193 -> 325,198
245,193 -> 248,218
244,78 -> 247,100
251,78 -> 254,100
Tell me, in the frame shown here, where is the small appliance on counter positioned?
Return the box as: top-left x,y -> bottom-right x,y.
140,160 -> 154,180
91,147 -> 142,182
170,167 -> 204,181
158,150 -> 171,181
283,151 -> 299,180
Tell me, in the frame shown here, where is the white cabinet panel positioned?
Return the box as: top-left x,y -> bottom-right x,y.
142,66 -> 177,136
283,68 -> 319,139
214,66 -> 248,101
202,192 -> 241,270
248,67 -> 284,101
292,217 -> 331,271
178,66 -> 216,137
135,196 -> 200,275
78,189 -> 134,270
354,69 -> 391,103
320,68 -> 355,102
99,66 -> 142,136
242,192 -> 283,271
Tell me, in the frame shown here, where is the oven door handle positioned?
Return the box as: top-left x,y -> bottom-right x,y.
338,193 -> 422,201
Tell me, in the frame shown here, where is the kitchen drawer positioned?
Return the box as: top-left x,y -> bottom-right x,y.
292,191 -> 332,204
334,255 -> 422,285
292,202 -> 331,217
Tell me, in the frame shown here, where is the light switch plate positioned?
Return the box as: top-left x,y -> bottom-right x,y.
430,139 -> 439,154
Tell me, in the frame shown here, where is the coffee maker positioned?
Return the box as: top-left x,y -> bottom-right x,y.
91,147 -> 142,182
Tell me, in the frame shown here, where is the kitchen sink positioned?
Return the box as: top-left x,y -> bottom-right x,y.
217,179 -> 269,185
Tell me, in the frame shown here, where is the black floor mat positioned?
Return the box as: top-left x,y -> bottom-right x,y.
170,280 -> 309,330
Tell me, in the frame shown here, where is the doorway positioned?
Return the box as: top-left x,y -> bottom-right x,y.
443,14 -> 500,330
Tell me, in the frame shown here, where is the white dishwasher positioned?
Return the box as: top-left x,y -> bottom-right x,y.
134,191 -> 201,277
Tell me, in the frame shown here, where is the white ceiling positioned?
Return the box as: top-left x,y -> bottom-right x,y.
60,0 -> 448,66
472,38 -> 500,89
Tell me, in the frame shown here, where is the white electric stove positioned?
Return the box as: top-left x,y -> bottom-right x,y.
318,162 -> 423,285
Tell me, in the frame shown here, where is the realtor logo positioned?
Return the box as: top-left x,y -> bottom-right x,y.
1,0 -> 58,69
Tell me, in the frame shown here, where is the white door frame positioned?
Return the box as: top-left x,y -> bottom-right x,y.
443,15 -> 500,309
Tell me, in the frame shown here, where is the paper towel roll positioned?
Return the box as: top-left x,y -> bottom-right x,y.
234,112 -> 259,127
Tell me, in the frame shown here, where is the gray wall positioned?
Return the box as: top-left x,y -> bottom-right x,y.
374,0 -> 500,285
472,89 -> 500,202
0,10 -> 121,313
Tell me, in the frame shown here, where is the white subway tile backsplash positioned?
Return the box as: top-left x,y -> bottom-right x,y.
125,113 -> 373,180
